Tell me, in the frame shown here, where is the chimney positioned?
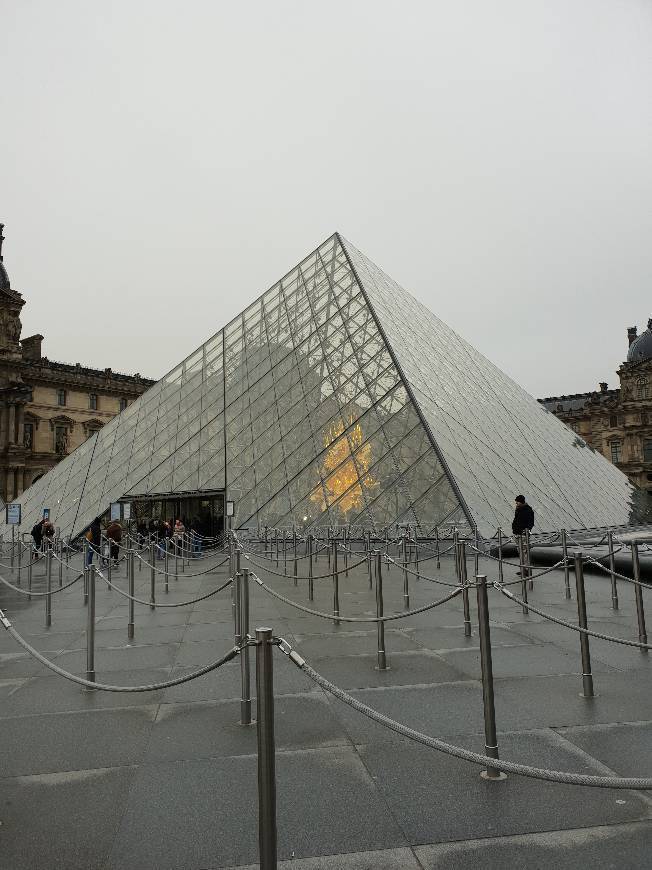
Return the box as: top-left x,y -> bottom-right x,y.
628,326 -> 638,346
20,334 -> 43,361
599,382 -> 608,393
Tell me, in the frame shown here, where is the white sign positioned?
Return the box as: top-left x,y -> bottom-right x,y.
5,503 -> 21,525
110,502 -> 121,521
226,500 -> 235,517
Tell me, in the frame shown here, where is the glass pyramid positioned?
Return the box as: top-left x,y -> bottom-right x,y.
3,233 -> 636,539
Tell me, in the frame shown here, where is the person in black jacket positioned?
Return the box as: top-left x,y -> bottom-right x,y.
512,495 -> 534,535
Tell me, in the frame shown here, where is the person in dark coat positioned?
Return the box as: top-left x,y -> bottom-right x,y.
106,520 -> 122,566
512,495 -> 535,536
86,517 -> 102,566
31,519 -> 45,558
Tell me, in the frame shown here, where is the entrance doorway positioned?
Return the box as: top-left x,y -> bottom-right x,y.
130,492 -> 225,538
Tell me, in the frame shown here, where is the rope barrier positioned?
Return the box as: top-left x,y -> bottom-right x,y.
589,558 -> 652,590
0,609 -> 239,691
242,551 -> 368,580
251,572 -> 462,622
497,585 -> 652,650
0,570 -> 83,597
95,570 -> 234,608
276,642 -> 652,789
133,552 -> 230,577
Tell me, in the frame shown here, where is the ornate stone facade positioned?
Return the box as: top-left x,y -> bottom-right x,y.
0,225 -> 155,503
540,320 -> 652,493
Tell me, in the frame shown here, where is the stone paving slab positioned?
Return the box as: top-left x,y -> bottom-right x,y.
226,845 -> 423,869
0,765 -> 137,870
145,693 -> 350,763
439,641 -> 619,679
106,748 -> 406,870
414,821 -> 652,869
357,729 -> 650,845
493,672 -> 652,731
557,721 -> 652,778
0,705 -> 157,777
312,649 -> 468,690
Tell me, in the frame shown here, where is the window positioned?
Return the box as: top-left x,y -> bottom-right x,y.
637,379 -> 649,399
647,473 -> 652,482
609,415 -> 618,428
610,440 -> 622,464
644,439 -> 652,463
89,393 -> 98,410
54,426 -> 68,455
24,423 -> 33,450
119,398 -> 128,411
642,412 -> 648,426
56,389 -> 66,407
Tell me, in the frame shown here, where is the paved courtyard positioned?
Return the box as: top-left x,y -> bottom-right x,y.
1,541 -> 651,869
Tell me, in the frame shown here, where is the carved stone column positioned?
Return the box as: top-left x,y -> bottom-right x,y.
16,403 -> 25,448
7,403 -> 16,444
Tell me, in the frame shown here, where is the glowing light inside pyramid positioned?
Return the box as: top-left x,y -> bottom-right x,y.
311,417 -> 376,515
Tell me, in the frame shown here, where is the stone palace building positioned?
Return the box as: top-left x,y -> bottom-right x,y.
540,319 -> 652,493
0,225 -> 154,503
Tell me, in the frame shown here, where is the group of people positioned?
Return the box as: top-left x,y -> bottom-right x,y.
136,517 -> 194,559
84,516 -> 123,567
30,518 -> 55,558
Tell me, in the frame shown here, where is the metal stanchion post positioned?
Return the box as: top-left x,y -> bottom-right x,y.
403,533 -> 409,609
574,553 -> 595,698
308,534 -> 314,602
45,548 -> 52,627
57,540 -> 63,588
375,552 -> 388,670
86,565 -> 96,684
367,530 -> 372,589
293,529 -> 298,586
128,550 -> 135,640
476,574 -> 506,780
234,550 -> 241,642
525,530 -> 533,592
435,525 -> 440,570
631,541 -> 648,652
255,627 -> 277,870
608,530 -> 618,610
165,542 -> 170,590
332,539 -> 340,625
474,528 -> 480,577
275,529 -> 279,567
106,536 -> 112,588
517,535 -> 529,615
453,529 -> 460,580
561,528 -> 571,599
28,542 -> 33,600
497,527 -> 504,585
10,525 -> 15,568
327,527 -> 331,569
17,539 -> 22,585
239,568 -> 252,725
458,541 -> 472,637
150,542 -> 156,610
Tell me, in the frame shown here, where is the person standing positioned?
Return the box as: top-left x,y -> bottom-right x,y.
106,520 -> 122,567
31,518 -> 45,559
511,495 -> 535,536
173,517 -> 185,555
86,517 -> 102,567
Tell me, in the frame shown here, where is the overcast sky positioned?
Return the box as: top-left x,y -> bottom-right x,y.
2,0 -> 651,398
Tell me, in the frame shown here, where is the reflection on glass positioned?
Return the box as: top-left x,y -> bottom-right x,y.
311,417 -> 376,517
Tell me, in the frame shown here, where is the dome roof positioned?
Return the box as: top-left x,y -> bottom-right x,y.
627,320 -> 652,363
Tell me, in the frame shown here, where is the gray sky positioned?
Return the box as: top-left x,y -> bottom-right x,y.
2,0 -> 651,398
